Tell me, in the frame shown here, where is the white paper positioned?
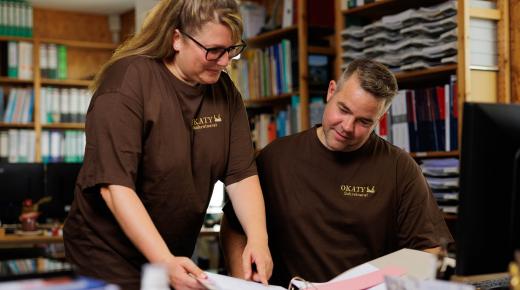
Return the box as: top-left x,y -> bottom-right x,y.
202,272 -> 286,290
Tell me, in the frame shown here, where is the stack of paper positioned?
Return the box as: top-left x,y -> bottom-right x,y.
340,1 -> 458,71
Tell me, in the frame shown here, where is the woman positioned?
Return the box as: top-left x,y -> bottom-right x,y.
63,1 -> 272,289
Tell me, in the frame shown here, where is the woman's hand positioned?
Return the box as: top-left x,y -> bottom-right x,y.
163,255 -> 207,290
241,239 -> 273,285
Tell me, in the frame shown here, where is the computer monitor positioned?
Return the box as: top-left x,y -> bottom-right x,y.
41,163 -> 82,221
0,163 -> 45,224
456,102 -> 520,275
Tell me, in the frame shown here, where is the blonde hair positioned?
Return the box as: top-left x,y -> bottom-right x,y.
91,0 -> 243,91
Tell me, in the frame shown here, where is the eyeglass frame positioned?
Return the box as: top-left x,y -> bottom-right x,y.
178,30 -> 247,61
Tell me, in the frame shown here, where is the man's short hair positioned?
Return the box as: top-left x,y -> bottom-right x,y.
336,59 -> 398,109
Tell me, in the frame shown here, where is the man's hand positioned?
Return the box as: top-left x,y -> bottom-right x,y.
241,240 -> 273,285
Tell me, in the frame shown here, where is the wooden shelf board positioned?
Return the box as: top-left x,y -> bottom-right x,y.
0,36 -> 33,42
341,0 -> 448,18
0,122 -> 35,129
469,7 -> 501,20
308,46 -> 335,55
244,93 -> 296,107
246,26 -> 298,47
342,0 -> 395,14
0,77 -> 34,84
41,79 -> 92,87
0,234 -> 63,246
42,123 -> 85,130
39,38 -> 118,50
443,213 -> 458,221
410,150 -> 459,158
394,64 -> 457,82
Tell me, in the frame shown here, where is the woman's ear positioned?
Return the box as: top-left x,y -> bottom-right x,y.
172,29 -> 181,51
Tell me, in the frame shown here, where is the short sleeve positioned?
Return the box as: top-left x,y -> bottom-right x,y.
395,153 -> 454,249
223,81 -> 257,185
78,90 -> 143,193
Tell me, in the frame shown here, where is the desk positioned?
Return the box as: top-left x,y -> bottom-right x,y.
0,226 -> 217,247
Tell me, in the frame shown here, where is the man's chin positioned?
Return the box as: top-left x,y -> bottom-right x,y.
330,141 -> 360,152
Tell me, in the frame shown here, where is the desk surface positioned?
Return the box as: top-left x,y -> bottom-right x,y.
0,225 -> 219,247
0,234 -> 63,246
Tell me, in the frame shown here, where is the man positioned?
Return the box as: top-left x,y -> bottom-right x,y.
220,59 -> 453,287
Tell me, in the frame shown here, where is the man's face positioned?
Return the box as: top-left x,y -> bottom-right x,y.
318,74 -> 387,152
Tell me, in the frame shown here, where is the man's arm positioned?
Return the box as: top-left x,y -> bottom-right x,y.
226,175 -> 273,284
220,214 -> 247,278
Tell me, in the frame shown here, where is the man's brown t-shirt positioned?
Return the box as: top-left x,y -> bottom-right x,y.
226,126 -> 453,286
63,56 -> 256,288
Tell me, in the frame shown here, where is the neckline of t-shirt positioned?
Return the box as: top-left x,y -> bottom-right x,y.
159,60 -> 206,97
311,125 -> 375,159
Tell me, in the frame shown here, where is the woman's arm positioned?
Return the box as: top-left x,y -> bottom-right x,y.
101,185 -> 206,290
226,175 -> 273,284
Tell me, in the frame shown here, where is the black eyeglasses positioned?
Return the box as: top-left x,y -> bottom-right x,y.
179,30 -> 246,61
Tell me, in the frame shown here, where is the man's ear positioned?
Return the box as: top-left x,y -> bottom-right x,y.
326,80 -> 337,102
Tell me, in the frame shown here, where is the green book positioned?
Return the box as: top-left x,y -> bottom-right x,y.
57,45 -> 68,80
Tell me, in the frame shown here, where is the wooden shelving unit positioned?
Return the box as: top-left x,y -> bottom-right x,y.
335,0 -> 511,159
0,77 -> 33,84
0,7 -> 121,162
394,64 -> 457,82
0,122 -> 35,129
38,38 -> 117,50
240,0 -> 335,135
0,36 -> 33,43
42,123 -> 85,130
411,150 -> 459,159
41,79 -> 91,87
246,25 -> 298,47
244,93 -> 295,107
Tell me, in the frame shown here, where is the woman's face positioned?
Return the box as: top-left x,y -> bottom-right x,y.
172,22 -> 236,85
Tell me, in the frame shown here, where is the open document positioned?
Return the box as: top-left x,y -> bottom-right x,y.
198,248 -> 441,290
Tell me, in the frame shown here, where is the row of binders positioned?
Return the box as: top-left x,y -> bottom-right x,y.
41,130 -> 85,163
39,43 -> 68,80
40,87 -> 92,124
0,129 -> 85,163
0,129 -> 34,163
0,41 -> 68,80
0,0 -> 33,37
0,86 -> 33,123
376,76 -> 458,153
0,41 -> 33,79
